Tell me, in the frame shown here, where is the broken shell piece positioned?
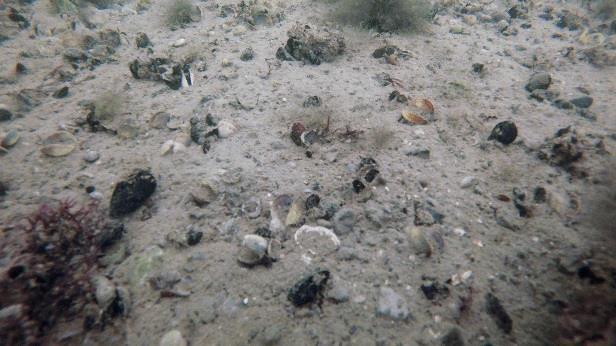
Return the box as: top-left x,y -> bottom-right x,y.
294,225 -> 340,257
450,270 -> 473,286
41,131 -> 77,157
267,239 -> 281,260
216,121 -> 237,138
406,227 -> 432,257
285,200 -> 304,226
400,111 -> 428,125
414,99 -> 435,113
1,130 -> 20,148
160,140 -> 187,156
242,197 -> 262,219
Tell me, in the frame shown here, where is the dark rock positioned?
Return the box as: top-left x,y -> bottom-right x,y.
525,72 -> 551,92
288,269 -> 330,306
300,130 -> 318,146
570,96 -> 593,108
441,328 -> 465,346
553,99 -> 574,109
0,108 -> 12,122
86,186 -> 96,194
15,63 -> 27,74
305,194 -> 320,209
389,90 -> 408,103
352,179 -> 365,193
556,11 -> 583,31
485,293 -> 513,334
372,45 -> 399,58
290,122 -> 306,146
302,95 -> 321,107
255,227 -> 272,238
533,187 -> 547,203
186,229 -> 203,246
190,116 -> 209,145
421,281 -> 449,301
99,222 -> 125,250
240,47 -> 255,61
472,63 -> 484,73
577,265 -> 606,285
110,170 -> 157,217
507,5 -> 527,19
135,32 -> 152,48
0,181 -> 7,197
364,169 -> 379,183
276,24 -> 345,65
488,121 -> 517,145
53,86 -> 69,99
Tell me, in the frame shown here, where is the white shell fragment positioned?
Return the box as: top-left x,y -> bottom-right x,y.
216,121 -> 237,138
294,225 -> 340,257
41,131 -> 77,157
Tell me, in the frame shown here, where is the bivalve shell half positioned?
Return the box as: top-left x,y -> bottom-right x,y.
294,225 -> 340,257
400,111 -> 428,125
41,131 -> 77,157
414,99 -> 435,113
237,234 -> 268,266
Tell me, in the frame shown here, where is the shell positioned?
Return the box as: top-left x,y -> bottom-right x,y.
294,225 -> 340,256
414,99 -> 435,113
406,227 -> 432,257
217,121 -> 237,138
1,130 -> 20,148
237,234 -> 268,265
41,131 -> 76,157
267,239 -> 281,260
160,140 -> 175,155
401,111 -> 428,125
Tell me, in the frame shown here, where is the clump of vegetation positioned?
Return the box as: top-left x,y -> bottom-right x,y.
334,0 -> 432,33
0,200 -> 105,344
165,0 -> 200,28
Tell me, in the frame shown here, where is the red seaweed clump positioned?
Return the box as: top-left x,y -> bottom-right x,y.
0,199 -> 105,345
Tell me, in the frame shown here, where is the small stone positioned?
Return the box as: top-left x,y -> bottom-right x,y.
332,208 -> 356,235
553,99 -> 574,109
488,121 -> 517,145
186,228 -> 203,246
290,122 -> 306,146
109,170 -> 157,218
288,269 -> 330,306
441,328 -> 465,346
472,63 -> 484,73
240,47 -> 254,61
460,176 -> 477,189
305,194 -> 320,209
485,293 -> 513,334
569,96 -> 593,108
160,330 -> 187,346
52,86 -> 69,99
364,169 -> 379,183
326,279 -> 350,303
302,96 -> 322,108
136,32 -> 152,48
93,276 -> 116,309
0,106 -> 12,122
352,179 -> 365,193
406,227 -> 432,257
172,38 -> 187,48
533,187 -> 547,203
376,287 -> 409,320
15,63 -> 27,74
150,112 -> 171,129
525,72 -> 551,92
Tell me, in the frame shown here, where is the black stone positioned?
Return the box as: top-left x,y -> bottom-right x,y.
365,169 -> 379,183
485,293 -> 513,334
85,186 -> 96,194
352,179 -> 365,193
186,229 -> 203,246
255,227 -> 272,238
305,194 -> 320,209
553,99 -> 574,109
0,108 -> 12,122
570,96 -> 593,108
488,121 -> 517,145
305,150 -> 313,158
53,86 -> 69,99
0,181 -> 7,196
472,63 -> 484,73
421,281 -> 449,300
15,63 -> 27,74
303,95 -> 322,108
441,328 -> 465,346
533,187 -> 546,203
240,47 -> 254,61
110,170 -> 157,217
577,265 -> 606,285
507,5 -> 526,19
99,222 -> 125,250
288,269 -> 330,306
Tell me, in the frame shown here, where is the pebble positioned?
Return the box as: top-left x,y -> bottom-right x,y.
570,96 -> 593,108
441,328 -> 465,346
525,72 -> 551,92
332,208 -> 356,235
172,38 -> 187,48
240,47 -> 254,61
93,276 -> 116,309
488,121 -> 517,145
460,176 -> 477,189
0,106 -> 12,122
376,287 -> 410,320
109,169 -> 157,217
485,293 -> 513,334
160,330 -> 187,346
52,86 -> 69,99
288,269 -> 330,306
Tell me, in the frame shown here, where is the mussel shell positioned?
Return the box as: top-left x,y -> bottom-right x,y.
41,131 -> 76,157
